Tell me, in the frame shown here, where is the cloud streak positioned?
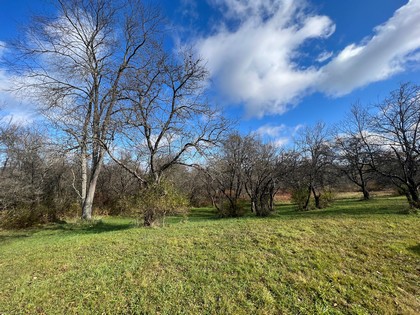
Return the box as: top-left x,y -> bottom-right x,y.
254,123 -> 303,147
195,0 -> 420,117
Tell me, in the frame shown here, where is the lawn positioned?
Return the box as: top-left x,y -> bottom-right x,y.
0,197 -> 419,314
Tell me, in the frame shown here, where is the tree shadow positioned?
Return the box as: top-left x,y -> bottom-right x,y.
0,220 -> 136,243
0,233 -> 30,244
48,220 -> 135,235
272,198 -> 408,219
407,244 -> 420,256
167,198 -> 406,223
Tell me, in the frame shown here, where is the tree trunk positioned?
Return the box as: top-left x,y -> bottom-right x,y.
80,152 -> 88,207
81,154 -> 103,220
312,186 -> 321,209
250,198 -> 256,213
362,187 -> 370,200
269,193 -> 274,212
407,186 -> 420,209
314,195 -> 321,209
143,210 -> 155,227
303,185 -> 311,210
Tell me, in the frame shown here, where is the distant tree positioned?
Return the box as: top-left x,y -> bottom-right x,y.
370,82 -> 420,209
0,121 -> 76,227
204,133 -> 249,217
334,104 -> 375,200
242,137 -> 279,216
0,123 -> 44,211
295,122 -> 334,210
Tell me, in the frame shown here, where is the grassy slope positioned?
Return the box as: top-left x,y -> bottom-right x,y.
0,197 -> 419,314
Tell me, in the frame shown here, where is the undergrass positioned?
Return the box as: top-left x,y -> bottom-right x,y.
0,197 -> 419,314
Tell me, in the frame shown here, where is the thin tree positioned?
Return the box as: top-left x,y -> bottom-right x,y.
204,133 -> 248,217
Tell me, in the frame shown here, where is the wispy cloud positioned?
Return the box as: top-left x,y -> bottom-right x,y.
195,0 -> 420,117
180,0 -> 199,20
254,123 -> 303,147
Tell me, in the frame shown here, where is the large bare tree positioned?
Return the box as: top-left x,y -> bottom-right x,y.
11,0 -> 162,219
370,82 -> 420,209
103,50 -> 228,225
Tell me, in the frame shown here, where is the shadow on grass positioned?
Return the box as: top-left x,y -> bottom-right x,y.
187,208 -> 220,221
0,220 -> 136,244
49,220 -> 135,235
273,198 -> 408,219
407,244 -> 420,256
181,197 -> 409,223
0,233 -> 30,244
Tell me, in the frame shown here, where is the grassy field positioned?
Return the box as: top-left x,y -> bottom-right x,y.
0,197 -> 419,314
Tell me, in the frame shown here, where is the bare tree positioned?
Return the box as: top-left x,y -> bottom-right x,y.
296,122 -> 334,210
243,137 -> 279,216
11,0 -> 163,219
370,82 -> 420,209
334,103 -> 375,200
204,133 -> 248,217
105,50 -> 228,225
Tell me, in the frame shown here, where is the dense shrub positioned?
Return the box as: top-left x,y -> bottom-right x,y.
291,187 -> 311,211
318,190 -> 335,208
215,199 -> 248,218
136,181 -> 190,226
290,187 -> 335,211
0,205 -> 53,229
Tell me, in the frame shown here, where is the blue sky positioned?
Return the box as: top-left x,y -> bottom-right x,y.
1,0 -> 420,146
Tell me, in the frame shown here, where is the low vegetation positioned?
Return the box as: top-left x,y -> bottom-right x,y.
1,196 -> 419,314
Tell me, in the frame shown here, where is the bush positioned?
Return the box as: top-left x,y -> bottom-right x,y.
108,196 -> 137,216
318,190 -> 335,208
135,181 -> 190,226
291,187 -> 311,211
216,199 -> 247,218
0,205 -> 51,229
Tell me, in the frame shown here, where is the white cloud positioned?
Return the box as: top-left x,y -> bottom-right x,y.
196,0 -> 335,117
319,0 -> 420,96
0,41 -> 10,92
195,0 -> 420,117
255,124 -> 287,138
254,123 -> 303,147
316,51 -> 333,63
0,42 -> 37,123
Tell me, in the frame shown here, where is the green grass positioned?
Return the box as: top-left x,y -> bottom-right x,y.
0,197 -> 419,314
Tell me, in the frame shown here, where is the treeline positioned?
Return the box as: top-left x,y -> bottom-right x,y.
1,82 -> 420,228
0,0 -> 419,228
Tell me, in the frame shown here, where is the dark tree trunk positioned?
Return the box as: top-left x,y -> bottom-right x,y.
303,185 -> 311,210
312,186 -> 321,209
143,210 -> 156,227
362,188 -> 370,200
407,186 -> 420,209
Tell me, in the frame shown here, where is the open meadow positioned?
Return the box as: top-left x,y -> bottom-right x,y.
0,196 -> 419,315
